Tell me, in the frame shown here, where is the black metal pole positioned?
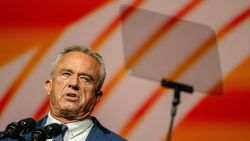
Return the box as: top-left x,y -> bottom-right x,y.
161,79 -> 193,141
167,89 -> 180,141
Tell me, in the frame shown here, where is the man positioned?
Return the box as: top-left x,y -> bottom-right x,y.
32,45 -> 127,141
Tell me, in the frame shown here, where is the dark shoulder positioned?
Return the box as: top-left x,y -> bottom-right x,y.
87,117 -> 128,141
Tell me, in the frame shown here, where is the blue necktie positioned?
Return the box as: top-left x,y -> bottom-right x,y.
52,124 -> 68,141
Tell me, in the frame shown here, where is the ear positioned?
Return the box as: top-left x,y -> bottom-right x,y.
45,79 -> 52,95
95,91 -> 103,102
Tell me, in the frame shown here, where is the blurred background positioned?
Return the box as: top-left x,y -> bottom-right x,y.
0,0 -> 249,141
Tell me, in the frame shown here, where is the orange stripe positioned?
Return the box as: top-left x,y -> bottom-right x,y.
94,0 -> 202,113
33,100 -> 49,120
119,6 -> 250,138
33,97 -> 50,120
217,7 -> 250,39
169,35 -> 217,81
124,87 -> 166,137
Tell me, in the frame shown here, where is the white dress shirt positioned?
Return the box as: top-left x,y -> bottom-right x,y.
45,113 -> 94,141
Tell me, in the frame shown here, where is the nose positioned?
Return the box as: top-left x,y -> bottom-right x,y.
68,74 -> 79,90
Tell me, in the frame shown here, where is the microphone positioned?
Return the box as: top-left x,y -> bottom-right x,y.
31,123 -> 62,141
18,118 -> 36,133
0,118 -> 36,139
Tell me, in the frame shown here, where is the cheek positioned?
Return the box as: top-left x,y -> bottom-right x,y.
80,88 -> 96,105
81,86 -> 96,99
51,80 -> 67,100
54,78 -> 69,92
84,93 -> 95,102
50,88 -> 61,103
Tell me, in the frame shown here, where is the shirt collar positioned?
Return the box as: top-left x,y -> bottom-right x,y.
46,112 -> 93,138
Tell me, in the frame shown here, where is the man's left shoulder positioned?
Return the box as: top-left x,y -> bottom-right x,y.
88,117 -> 127,141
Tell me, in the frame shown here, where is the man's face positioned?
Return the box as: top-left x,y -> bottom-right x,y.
45,51 -> 101,120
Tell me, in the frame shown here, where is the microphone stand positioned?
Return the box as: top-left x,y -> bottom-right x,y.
161,79 -> 193,141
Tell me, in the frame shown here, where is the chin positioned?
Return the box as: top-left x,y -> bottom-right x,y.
62,106 -> 79,112
60,108 -> 79,116
59,104 -> 79,113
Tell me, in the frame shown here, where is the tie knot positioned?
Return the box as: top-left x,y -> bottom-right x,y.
61,124 -> 68,132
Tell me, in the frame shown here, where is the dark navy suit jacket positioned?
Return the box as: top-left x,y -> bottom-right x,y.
2,116 -> 127,141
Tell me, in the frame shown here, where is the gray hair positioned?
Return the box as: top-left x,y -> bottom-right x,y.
51,45 -> 106,92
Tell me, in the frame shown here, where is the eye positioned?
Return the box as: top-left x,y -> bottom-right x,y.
79,76 -> 90,81
61,72 -> 71,78
79,75 -> 93,84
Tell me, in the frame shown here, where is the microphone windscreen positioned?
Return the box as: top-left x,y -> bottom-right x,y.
5,122 -> 21,138
44,123 -> 62,139
0,118 -> 36,139
17,118 -> 36,133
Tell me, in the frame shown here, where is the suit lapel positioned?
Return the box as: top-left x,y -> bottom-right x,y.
36,115 -> 48,127
86,117 -> 111,141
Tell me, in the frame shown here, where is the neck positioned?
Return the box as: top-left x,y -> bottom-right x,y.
50,110 -> 91,124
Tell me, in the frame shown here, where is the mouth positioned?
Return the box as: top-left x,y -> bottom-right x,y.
64,93 -> 79,101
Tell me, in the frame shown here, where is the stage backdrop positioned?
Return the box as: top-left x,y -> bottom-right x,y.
0,1 -> 249,141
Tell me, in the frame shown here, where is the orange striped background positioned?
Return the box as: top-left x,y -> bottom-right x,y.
0,1 -> 249,141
